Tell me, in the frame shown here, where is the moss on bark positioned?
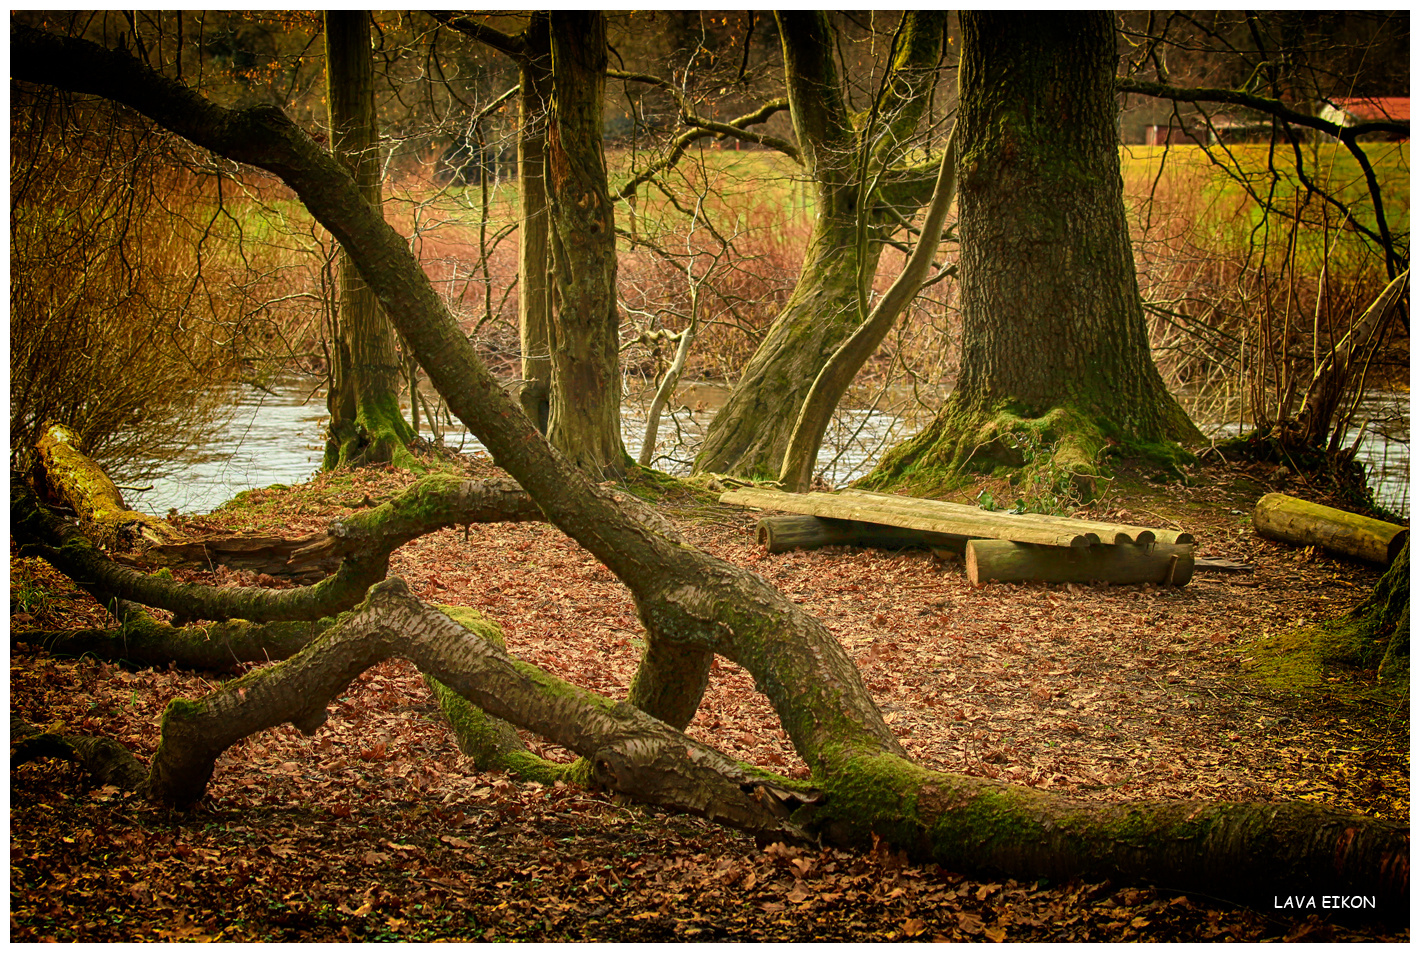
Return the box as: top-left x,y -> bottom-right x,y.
864,14 -> 1200,498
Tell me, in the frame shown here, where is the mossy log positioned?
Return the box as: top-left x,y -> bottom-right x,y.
11,612 -> 330,671
13,474 -> 545,627
11,715 -> 148,791
965,539 -> 1195,587
34,422 -> 180,550
144,579 -> 815,844
757,514 -> 969,555
144,532 -> 341,581
1254,492 -> 1408,566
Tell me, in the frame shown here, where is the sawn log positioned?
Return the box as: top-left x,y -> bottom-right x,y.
721,485 -> 1193,548
756,514 -> 969,555
1253,492 -> 1407,566
965,539 -> 1195,587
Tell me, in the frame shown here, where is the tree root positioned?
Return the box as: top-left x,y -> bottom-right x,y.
142,578 -> 817,844
11,715 -> 147,791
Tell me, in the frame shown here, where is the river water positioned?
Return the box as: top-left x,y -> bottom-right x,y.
130,377 -> 1410,521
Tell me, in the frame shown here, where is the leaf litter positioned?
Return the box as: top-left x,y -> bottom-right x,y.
10,454 -> 1407,941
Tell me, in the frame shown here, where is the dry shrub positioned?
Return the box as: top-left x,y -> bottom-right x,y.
1124,142 -> 1406,432
10,92 -> 300,482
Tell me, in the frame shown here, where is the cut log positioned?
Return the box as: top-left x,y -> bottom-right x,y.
756,515 -> 969,555
34,422 -> 180,550
1253,492 -> 1407,567
966,539 -> 1195,587
721,486 -> 1193,548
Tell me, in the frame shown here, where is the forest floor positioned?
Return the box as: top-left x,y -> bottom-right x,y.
9,450 -> 1409,941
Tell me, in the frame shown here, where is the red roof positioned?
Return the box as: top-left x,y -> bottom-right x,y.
1331,96 -> 1409,122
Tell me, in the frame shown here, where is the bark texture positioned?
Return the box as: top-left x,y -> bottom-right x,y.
544,12 -> 626,475
323,11 -> 416,469
515,16 -> 555,432
965,539 -> 1195,587
695,11 -> 947,478
1254,492 -> 1408,566
779,130 -> 959,492
865,13 -> 1200,495
435,14 -> 555,432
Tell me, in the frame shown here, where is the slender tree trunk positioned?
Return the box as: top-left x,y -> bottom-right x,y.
866,12 -> 1199,495
695,11 -> 947,478
516,14 -> 554,433
778,131 -> 959,491
323,10 -> 415,469
545,11 -> 626,476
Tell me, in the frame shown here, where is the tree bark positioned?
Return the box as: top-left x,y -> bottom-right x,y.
778,129 -> 959,492
865,13 -> 1200,497
756,514 -> 969,555
965,539 -> 1195,587
1368,541 -> 1409,679
12,474 -> 542,626
1291,269 -> 1409,451
515,15 -> 554,433
544,11 -> 626,476
695,11 -> 948,478
323,11 -> 416,469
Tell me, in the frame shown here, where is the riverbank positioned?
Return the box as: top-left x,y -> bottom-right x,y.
127,374 -> 1411,522
10,447 -> 1408,941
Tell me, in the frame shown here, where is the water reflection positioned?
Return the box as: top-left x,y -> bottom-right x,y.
133,378 -> 1409,521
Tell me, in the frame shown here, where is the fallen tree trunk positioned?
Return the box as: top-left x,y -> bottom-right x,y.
11,613 -> 329,671
144,578 -> 817,844
20,576 -> 1407,918
143,532 -> 342,581
13,474 -> 545,625
966,540 -> 1195,587
34,422 -> 180,550
14,478 -> 388,624
757,514 -> 969,555
1254,492 -> 1408,566
11,715 -> 149,791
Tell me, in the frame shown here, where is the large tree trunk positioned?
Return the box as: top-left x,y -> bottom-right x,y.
544,11 -> 627,476
694,11 -> 947,479
778,132 -> 959,491
865,13 -> 1200,496
323,10 -> 416,469
11,25 -> 1407,917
